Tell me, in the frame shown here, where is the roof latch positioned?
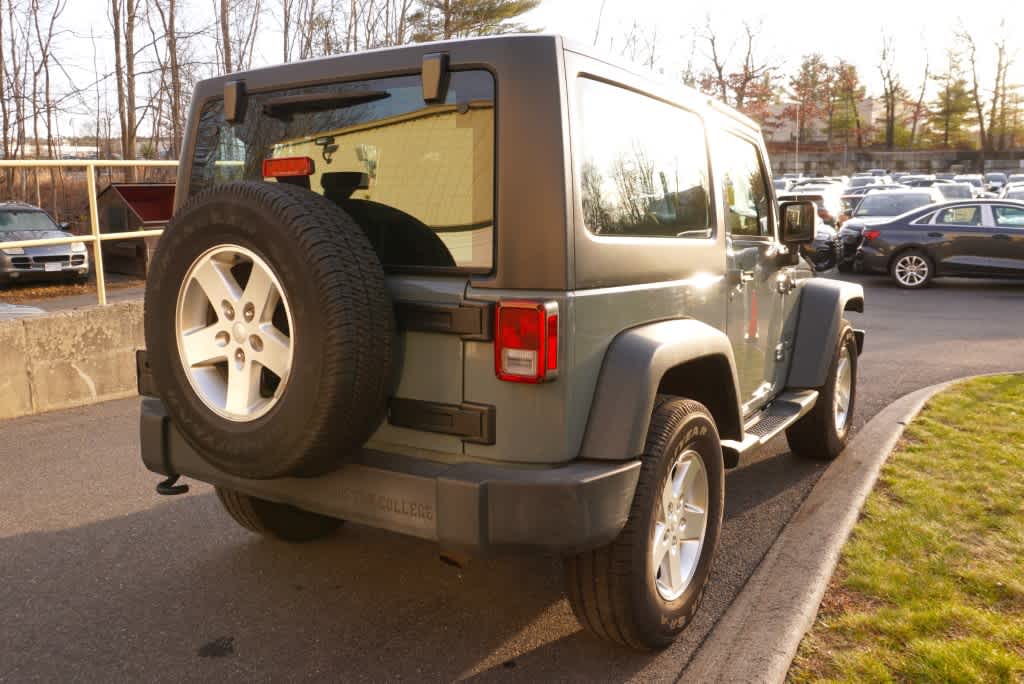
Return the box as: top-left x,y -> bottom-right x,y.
421,53 -> 450,104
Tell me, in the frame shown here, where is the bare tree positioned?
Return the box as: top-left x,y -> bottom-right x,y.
217,0 -> 262,73
959,28 -> 988,156
877,32 -> 903,150
908,45 -> 929,148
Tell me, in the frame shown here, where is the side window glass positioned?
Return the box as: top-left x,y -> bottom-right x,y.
719,134 -> 771,237
994,206 -> 1024,228
578,78 -> 712,239
936,206 -> 980,226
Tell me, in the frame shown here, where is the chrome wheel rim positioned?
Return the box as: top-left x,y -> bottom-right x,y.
834,346 -> 853,432
175,244 -> 294,422
652,449 -> 709,601
894,255 -> 928,287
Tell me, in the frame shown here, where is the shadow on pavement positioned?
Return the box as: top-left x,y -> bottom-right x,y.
0,441 -> 825,683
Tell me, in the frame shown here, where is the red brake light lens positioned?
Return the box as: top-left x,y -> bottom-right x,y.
262,156 -> 314,178
495,301 -> 558,383
863,229 -> 881,241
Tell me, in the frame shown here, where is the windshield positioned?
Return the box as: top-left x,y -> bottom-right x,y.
955,177 -> 983,187
853,194 -> 933,217
0,210 -> 58,232
939,184 -> 973,199
1006,190 -> 1024,200
986,173 -> 1007,182
849,177 -> 875,188
189,71 -> 495,272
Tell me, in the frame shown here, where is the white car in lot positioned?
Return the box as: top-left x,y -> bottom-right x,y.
0,202 -> 89,285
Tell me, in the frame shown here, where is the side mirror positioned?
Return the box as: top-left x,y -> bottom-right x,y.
58,222 -> 71,231
779,201 -> 816,244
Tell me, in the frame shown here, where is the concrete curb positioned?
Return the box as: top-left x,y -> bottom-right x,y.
0,299 -> 144,420
681,377 -> 971,684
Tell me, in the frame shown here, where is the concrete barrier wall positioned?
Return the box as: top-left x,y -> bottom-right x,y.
0,300 -> 143,420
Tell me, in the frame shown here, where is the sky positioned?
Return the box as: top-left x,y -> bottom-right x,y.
51,0 -> 1024,137
522,0 -> 1023,95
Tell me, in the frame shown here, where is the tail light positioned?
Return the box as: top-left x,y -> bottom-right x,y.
262,156 -> 314,178
863,229 -> 881,242
495,301 -> 559,383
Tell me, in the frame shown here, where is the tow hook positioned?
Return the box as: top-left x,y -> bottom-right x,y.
156,474 -> 190,496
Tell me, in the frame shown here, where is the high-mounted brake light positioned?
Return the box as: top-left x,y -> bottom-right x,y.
262,156 -> 314,178
863,229 -> 881,241
495,301 -> 559,383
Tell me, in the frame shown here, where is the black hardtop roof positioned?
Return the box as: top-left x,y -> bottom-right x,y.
192,33 -> 758,133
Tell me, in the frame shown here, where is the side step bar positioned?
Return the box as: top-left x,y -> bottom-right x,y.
720,389 -> 819,468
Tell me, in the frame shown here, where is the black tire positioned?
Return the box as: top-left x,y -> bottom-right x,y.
215,487 -> 341,542
145,181 -> 394,479
564,399 -> 724,650
836,261 -> 854,274
786,323 -> 857,461
335,199 -> 456,269
889,248 -> 933,289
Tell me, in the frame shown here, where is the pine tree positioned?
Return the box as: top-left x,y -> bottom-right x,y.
409,0 -> 540,42
928,49 -> 973,148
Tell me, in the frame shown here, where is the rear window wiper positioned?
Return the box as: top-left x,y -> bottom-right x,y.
262,91 -> 390,119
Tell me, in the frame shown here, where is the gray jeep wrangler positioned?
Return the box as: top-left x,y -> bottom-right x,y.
138,35 -> 865,650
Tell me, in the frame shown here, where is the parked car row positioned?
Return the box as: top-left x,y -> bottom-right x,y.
778,168 -> 1024,287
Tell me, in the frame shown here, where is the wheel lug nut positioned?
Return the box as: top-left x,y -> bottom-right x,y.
243,302 -> 255,322
235,348 -> 245,365
215,331 -> 229,347
222,300 -> 235,320
249,335 -> 263,352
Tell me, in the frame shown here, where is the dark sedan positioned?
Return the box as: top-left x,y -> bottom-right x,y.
0,203 -> 89,284
855,199 -> 1024,288
837,189 -> 943,271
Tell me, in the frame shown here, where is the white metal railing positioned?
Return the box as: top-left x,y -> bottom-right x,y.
0,159 -> 178,305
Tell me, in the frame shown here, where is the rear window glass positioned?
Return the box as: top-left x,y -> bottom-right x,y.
189,71 -> 495,272
577,78 -> 712,238
939,184 -> 972,199
854,193 -> 933,217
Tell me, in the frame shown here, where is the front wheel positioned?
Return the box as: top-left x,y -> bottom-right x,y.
564,399 -> 724,649
786,323 -> 858,461
890,249 -> 933,289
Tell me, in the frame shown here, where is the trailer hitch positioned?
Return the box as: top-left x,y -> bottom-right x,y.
156,474 -> 190,496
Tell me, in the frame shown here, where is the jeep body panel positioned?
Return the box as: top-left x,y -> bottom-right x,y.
579,318 -> 742,461
786,278 -> 865,389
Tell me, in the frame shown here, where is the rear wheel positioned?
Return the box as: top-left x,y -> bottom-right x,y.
564,399 -> 724,649
215,487 -> 342,542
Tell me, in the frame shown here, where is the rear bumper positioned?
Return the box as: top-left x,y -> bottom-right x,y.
140,398 -> 641,555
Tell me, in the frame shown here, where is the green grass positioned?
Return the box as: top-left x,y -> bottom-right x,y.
789,375 -> 1024,684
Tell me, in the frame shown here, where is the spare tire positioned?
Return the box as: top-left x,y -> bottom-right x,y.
145,181 -> 394,479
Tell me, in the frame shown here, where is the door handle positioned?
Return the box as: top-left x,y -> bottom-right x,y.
726,270 -> 755,287
994,234 -> 1010,240
927,232 -> 943,238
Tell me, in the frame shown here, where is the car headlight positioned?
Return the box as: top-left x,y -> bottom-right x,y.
71,242 -> 87,253
2,246 -> 25,255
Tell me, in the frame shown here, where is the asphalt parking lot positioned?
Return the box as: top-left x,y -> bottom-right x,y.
2,273 -> 1023,682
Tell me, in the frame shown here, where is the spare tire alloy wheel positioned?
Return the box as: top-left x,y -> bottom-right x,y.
145,181 -> 394,479
176,244 -> 294,422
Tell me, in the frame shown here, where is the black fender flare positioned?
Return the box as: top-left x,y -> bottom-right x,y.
786,278 -> 865,390
578,319 -> 743,461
